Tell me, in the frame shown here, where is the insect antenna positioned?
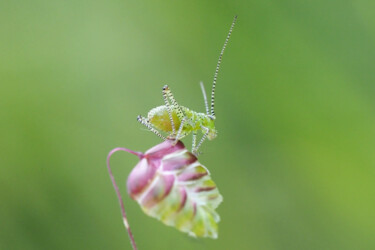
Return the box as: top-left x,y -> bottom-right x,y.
210,15 -> 237,117
200,81 -> 209,115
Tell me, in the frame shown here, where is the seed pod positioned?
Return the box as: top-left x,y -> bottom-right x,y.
127,140 -> 223,238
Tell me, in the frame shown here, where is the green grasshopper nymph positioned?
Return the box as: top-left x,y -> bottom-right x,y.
137,16 -> 237,155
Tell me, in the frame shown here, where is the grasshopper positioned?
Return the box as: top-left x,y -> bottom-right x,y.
137,16 -> 237,155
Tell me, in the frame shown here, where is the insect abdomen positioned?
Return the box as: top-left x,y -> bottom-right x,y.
148,106 -> 181,132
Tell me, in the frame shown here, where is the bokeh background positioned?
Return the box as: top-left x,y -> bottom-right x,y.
1,1 -> 375,249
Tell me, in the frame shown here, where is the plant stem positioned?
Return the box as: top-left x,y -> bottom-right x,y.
107,147 -> 143,250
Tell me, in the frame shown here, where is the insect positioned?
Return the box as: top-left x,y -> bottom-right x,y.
137,16 -> 237,155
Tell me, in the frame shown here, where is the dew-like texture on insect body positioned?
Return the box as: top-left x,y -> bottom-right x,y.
127,140 -> 223,238
148,105 -> 217,140
148,105 -> 182,134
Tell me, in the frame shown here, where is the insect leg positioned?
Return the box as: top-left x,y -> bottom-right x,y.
163,85 -> 185,121
192,131 -> 197,152
137,115 -> 166,140
194,126 -> 209,155
174,117 -> 187,144
162,86 -> 176,136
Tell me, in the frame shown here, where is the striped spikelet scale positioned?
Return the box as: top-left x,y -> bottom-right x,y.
127,140 -> 223,238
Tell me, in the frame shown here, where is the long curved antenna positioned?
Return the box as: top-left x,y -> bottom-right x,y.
210,15 -> 237,117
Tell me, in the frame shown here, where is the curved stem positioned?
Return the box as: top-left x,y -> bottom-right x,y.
106,147 -> 143,250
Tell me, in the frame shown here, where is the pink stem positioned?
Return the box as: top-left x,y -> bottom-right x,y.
106,147 -> 143,250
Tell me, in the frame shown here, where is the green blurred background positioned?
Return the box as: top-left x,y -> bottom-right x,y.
1,1 -> 375,249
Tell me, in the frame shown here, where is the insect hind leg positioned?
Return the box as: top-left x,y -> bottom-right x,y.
137,115 -> 166,140
162,86 -> 176,136
163,85 -> 185,121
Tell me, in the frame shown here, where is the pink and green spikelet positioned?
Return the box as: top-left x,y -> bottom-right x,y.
127,140 -> 222,238
107,140 -> 222,249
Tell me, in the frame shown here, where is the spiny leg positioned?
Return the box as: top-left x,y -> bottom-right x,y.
174,117 -> 187,144
137,115 -> 166,140
192,131 -> 197,153
162,86 -> 176,136
194,126 -> 210,155
163,85 -> 185,121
